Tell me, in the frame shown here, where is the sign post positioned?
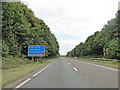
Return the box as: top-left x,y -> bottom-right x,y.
28,45 -> 45,63
32,56 -> 34,62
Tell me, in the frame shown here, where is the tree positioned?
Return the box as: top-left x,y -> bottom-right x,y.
67,13 -> 119,59
2,2 -> 60,58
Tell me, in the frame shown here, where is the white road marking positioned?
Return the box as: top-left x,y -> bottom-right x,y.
81,61 -> 118,71
15,78 -> 31,88
68,63 -> 70,64
33,65 -> 49,77
74,67 -> 78,71
15,61 -> 55,88
33,61 -> 55,77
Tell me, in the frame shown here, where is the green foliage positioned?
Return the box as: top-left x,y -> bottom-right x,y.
117,10 -> 120,59
2,2 -> 59,58
105,39 -> 118,59
112,59 -> 117,64
2,56 -> 31,69
2,40 -> 9,57
67,12 -> 119,60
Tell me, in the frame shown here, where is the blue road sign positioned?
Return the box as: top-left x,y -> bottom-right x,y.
28,45 -> 45,56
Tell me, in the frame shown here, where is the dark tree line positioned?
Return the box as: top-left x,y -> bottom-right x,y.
2,2 -> 60,58
67,11 -> 120,60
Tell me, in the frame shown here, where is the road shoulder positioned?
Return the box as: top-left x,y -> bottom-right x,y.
3,58 -> 56,88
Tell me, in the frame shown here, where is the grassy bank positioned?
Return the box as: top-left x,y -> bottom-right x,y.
2,57 -> 57,87
67,57 -> 118,69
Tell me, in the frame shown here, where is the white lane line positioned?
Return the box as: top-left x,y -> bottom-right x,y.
15,61 -> 55,88
74,67 -> 78,71
33,61 -> 55,77
15,78 -> 31,88
68,63 -> 70,64
81,61 -> 118,71
33,64 -> 49,77
33,65 -> 49,77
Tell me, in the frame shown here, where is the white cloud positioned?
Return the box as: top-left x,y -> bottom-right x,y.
59,39 -> 81,55
21,0 -> 119,55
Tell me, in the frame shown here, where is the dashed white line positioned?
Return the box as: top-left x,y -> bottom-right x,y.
74,67 -> 78,71
15,78 -> 31,88
68,63 -> 70,64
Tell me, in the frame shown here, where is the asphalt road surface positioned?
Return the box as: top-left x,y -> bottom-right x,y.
19,57 -> 118,88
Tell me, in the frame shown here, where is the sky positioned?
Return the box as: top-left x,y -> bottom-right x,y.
20,0 -> 119,55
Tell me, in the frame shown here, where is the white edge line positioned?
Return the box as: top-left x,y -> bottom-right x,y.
74,67 -> 78,71
15,78 -> 31,88
33,61 -> 55,77
81,61 -> 118,71
15,61 -> 55,88
33,65 -> 48,77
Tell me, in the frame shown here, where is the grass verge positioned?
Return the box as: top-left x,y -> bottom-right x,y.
2,58 -> 57,87
67,57 -> 118,69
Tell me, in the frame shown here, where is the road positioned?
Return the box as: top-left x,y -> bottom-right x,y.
19,57 -> 118,88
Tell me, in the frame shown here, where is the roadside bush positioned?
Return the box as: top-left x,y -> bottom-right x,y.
112,59 -> 117,64
2,56 -> 31,69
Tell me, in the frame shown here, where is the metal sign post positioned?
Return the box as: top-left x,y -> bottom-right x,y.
32,56 -> 34,62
